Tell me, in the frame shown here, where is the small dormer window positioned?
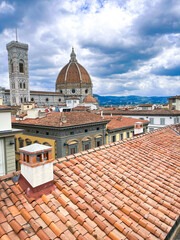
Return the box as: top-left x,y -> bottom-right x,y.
19,60 -> 24,73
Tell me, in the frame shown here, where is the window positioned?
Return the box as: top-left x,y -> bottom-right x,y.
46,98 -> 49,102
174,118 -> 179,124
72,89 -> 75,93
160,118 -> 165,125
149,128 -> 154,131
85,89 -> 88,94
23,83 -> 26,89
70,147 -> 76,154
46,132 -> 49,135
70,131 -> 74,135
85,129 -> 88,133
173,99 -> 176,103
131,131 -> 134,136
24,97 -> 26,102
97,127 -> 99,130
96,141 -> 101,147
10,60 -> 13,73
83,138 -> 91,151
140,118 -> 144,120
31,98 -> 34,101
126,132 -> 129,138
120,133 -> 123,140
20,83 -> 22,89
18,138 -> 24,148
149,118 -> 154,124
19,60 -> 24,73
95,136 -> 103,147
68,144 -> 78,155
36,130 -> 39,133
60,90 -> 63,94
59,98 -> 61,102
112,135 -> 116,142
84,143 -> 90,150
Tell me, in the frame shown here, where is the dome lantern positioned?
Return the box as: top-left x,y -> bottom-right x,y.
70,47 -> 77,62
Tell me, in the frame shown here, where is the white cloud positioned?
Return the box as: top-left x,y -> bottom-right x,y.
0,1 -> 14,14
0,0 -> 180,97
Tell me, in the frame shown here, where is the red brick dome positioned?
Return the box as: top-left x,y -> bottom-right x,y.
56,48 -> 92,86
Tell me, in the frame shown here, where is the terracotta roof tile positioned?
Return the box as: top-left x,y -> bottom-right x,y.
1,126 -> 180,239
12,111 -> 108,128
105,115 -> 149,130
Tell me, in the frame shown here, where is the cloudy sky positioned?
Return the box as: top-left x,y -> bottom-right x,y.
0,0 -> 180,96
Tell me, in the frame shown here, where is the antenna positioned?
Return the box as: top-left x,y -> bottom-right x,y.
16,28 -> 18,42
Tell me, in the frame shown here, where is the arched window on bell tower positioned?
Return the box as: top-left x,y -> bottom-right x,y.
19,59 -> 24,73
10,60 -> 13,73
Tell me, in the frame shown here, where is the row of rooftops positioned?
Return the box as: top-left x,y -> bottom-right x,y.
0,125 -> 180,239
97,108 -> 180,116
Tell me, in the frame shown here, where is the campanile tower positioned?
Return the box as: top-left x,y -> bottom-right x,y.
6,41 -> 30,106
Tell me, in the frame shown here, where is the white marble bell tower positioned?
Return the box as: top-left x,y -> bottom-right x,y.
6,41 -> 30,106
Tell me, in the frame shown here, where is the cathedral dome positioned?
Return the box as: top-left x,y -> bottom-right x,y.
56,48 -> 92,86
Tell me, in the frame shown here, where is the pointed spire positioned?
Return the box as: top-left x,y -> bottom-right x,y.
70,47 -> 77,62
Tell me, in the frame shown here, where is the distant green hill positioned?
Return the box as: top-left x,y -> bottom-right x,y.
94,94 -> 170,106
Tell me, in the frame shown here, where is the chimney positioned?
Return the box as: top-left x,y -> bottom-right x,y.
18,143 -> 55,199
101,111 -> 104,119
134,122 -> 143,136
61,112 -> 67,123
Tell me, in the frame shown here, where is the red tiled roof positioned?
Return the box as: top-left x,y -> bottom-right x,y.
72,106 -> 90,111
105,115 -> 149,130
0,105 -> 11,110
139,104 -> 154,107
56,62 -> 92,85
12,111 -> 108,127
0,126 -> 180,239
101,108 -> 180,116
83,96 -> 97,103
169,95 -> 180,100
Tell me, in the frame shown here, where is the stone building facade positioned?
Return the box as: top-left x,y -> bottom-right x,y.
12,111 -> 109,161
